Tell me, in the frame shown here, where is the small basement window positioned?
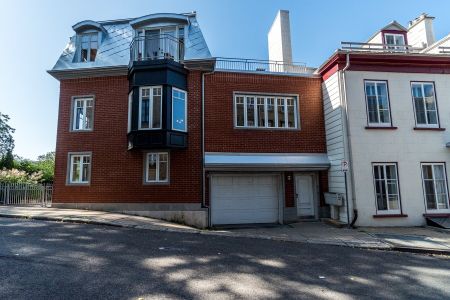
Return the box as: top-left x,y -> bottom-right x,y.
80,33 -> 98,62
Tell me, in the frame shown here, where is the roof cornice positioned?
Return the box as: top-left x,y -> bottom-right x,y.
47,66 -> 128,81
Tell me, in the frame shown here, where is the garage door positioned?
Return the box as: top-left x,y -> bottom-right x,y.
211,175 -> 279,225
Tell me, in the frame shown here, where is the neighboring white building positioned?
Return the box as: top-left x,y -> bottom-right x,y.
319,13 -> 450,227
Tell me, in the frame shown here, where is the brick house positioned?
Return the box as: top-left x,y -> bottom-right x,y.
48,11 -> 330,228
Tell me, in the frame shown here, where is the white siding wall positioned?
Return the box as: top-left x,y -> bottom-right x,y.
322,72 -> 350,221
345,71 -> 450,226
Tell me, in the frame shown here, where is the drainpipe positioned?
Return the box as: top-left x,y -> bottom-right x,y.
201,67 -> 215,226
341,53 -> 358,227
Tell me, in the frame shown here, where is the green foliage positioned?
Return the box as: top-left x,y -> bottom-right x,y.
0,150 -> 14,169
13,151 -> 55,183
0,168 -> 43,184
0,113 -> 15,159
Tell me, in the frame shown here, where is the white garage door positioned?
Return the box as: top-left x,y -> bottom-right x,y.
211,175 -> 279,225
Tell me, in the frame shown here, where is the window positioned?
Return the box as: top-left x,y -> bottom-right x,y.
80,33 -> 98,62
234,94 -> 298,129
411,82 -> 439,127
145,152 -> 169,183
421,163 -> 449,211
136,26 -> 183,61
139,86 -> 162,130
384,33 -> 405,50
128,91 -> 133,133
172,88 -> 187,132
373,163 -> 401,214
68,153 -> 91,184
364,81 -> 391,126
72,97 -> 94,131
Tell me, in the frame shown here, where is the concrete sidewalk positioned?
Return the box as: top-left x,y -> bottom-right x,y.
0,206 -> 449,254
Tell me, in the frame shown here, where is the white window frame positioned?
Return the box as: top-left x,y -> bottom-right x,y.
384,33 -> 406,50
171,87 -> 187,132
234,94 -> 299,129
411,82 -> 439,128
72,96 -> 94,131
144,152 -> 169,183
67,153 -> 92,185
364,81 -> 391,127
421,163 -> 450,213
138,86 -> 163,130
127,91 -> 133,133
79,32 -> 98,62
372,163 -> 401,215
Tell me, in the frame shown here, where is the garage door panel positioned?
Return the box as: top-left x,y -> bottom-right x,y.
211,175 -> 279,225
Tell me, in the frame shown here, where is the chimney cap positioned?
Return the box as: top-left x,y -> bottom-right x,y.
409,13 -> 435,28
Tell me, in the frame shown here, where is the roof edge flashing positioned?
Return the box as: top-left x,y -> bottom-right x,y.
130,13 -> 189,29
73,20 -> 106,33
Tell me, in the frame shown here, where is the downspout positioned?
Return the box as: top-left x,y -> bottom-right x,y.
201,67 -> 215,227
341,53 -> 358,227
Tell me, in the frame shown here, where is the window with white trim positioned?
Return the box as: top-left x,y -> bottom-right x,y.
411,82 -> 439,127
72,97 -> 94,131
139,86 -> 162,130
365,81 -> 391,126
421,163 -> 449,211
68,153 -> 91,184
384,33 -> 405,50
172,88 -> 187,132
373,163 -> 401,213
145,152 -> 169,183
80,33 -> 98,62
235,94 -> 298,129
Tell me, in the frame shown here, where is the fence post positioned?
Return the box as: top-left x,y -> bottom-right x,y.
5,184 -> 10,205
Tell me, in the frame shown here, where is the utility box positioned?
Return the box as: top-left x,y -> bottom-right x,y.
324,192 -> 344,206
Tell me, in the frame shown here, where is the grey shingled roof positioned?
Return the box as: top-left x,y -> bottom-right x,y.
51,13 -> 211,72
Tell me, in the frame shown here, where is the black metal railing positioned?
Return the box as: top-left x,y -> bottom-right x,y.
341,41 -> 423,53
215,57 -> 310,74
130,34 -> 184,63
439,46 -> 450,54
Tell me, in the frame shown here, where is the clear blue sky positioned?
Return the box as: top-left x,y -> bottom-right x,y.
1,0 -> 449,159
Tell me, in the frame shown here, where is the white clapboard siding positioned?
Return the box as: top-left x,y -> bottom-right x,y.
322,72 -> 346,196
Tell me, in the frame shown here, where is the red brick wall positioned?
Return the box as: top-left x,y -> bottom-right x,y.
53,73 -> 202,204
204,72 -> 327,153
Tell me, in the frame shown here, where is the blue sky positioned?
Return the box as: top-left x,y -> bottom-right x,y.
1,0 -> 449,159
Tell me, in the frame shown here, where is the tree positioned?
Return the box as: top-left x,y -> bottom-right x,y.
0,150 -> 14,169
0,113 -> 15,159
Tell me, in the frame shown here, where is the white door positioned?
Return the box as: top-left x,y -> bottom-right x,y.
211,175 -> 279,225
295,175 -> 315,217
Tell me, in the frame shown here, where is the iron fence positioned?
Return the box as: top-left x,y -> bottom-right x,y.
0,183 -> 52,207
215,57 -> 309,74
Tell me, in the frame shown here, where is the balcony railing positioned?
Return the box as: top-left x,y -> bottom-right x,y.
215,57 -> 311,74
341,41 -> 423,53
130,34 -> 184,63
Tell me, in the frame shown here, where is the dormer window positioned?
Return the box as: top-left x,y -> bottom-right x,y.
133,26 -> 184,62
384,33 -> 406,50
80,33 -> 98,62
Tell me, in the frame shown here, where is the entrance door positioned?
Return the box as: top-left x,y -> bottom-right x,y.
295,175 -> 315,217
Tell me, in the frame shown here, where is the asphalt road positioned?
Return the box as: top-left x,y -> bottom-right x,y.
0,218 -> 449,300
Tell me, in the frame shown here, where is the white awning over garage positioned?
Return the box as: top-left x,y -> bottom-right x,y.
205,152 -> 330,171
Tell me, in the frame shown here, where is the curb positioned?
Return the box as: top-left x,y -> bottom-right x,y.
1,214 -> 449,256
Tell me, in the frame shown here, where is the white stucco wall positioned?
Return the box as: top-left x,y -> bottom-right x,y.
344,71 -> 450,226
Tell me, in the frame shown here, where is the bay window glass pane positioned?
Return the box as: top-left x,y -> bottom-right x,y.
236,97 -> 244,126
257,98 -> 265,127
140,98 -> 150,128
172,89 -> 186,131
277,98 -> 285,127
152,88 -> 162,129
267,98 -> 275,127
147,154 -> 157,181
246,97 -> 255,127
287,98 -> 296,128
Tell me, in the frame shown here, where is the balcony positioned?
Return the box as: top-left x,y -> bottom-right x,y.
214,57 -> 313,74
341,41 -> 423,53
130,34 -> 184,64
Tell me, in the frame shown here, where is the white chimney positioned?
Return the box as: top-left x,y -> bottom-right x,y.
268,10 -> 293,67
407,13 -> 436,49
